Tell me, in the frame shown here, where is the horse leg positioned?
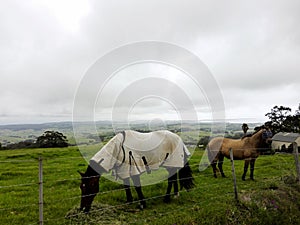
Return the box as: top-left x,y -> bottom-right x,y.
209,149 -> 218,178
173,171 -> 179,198
164,168 -> 177,203
242,159 -> 250,181
131,175 -> 146,209
209,156 -> 219,178
170,168 -> 179,197
164,176 -> 173,203
218,154 -> 226,177
250,159 -> 256,180
123,178 -> 133,203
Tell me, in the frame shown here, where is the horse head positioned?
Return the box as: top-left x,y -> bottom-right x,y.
78,167 -> 100,213
262,124 -> 273,143
254,127 -> 273,151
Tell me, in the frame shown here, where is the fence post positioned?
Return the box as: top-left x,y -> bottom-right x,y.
39,157 -> 43,225
229,148 -> 238,201
293,142 -> 300,183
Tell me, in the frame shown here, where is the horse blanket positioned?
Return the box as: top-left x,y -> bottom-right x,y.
90,130 -> 190,179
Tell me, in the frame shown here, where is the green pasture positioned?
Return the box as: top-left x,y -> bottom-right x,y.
1,146 -> 300,224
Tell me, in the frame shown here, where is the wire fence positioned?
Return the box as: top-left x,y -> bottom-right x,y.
0,142 -> 299,224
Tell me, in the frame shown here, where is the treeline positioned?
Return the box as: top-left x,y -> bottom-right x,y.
0,131 -> 68,150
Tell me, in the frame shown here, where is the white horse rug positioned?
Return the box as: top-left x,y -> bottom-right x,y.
90,130 -> 190,179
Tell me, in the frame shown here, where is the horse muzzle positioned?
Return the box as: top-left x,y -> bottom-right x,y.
80,194 -> 96,213
266,138 -> 272,144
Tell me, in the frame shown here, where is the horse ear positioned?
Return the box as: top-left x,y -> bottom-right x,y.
77,170 -> 85,177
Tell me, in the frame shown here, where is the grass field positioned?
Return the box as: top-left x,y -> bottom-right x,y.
1,146 -> 300,225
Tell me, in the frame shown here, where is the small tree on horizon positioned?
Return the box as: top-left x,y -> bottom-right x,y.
36,131 -> 68,148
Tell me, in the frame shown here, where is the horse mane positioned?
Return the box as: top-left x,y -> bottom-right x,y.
241,133 -> 253,139
241,126 -> 264,140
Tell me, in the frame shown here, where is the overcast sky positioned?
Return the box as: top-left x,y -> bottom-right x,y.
1,0 -> 299,125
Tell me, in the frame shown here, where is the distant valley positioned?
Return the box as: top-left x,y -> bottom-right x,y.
0,121 -> 262,147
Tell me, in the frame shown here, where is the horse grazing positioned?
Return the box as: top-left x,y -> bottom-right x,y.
78,130 -> 194,213
207,128 -> 272,180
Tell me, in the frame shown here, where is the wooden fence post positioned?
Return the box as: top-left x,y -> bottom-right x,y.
39,157 -> 43,225
229,148 -> 238,201
293,142 -> 300,183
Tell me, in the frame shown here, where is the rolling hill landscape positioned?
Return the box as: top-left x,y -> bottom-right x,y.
0,121 -> 261,148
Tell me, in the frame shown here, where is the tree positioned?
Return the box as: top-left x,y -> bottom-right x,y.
296,103 -> 300,116
294,104 -> 300,133
265,104 -> 300,133
36,131 -> 68,148
282,115 -> 300,133
265,106 -> 292,133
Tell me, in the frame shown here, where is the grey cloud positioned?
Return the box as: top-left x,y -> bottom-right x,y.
0,0 -> 299,124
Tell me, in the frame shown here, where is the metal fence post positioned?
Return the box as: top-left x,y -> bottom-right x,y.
229,148 -> 238,201
293,142 -> 300,183
39,157 -> 43,225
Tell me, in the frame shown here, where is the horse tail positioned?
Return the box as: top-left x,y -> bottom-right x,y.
179,149 -> 194,191
207,145 -> 214,164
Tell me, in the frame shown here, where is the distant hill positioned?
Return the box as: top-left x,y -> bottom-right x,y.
0,121 -> 262,147
0,122 -> 73,131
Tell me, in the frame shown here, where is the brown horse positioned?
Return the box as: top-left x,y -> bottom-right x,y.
207,128 -> 272,180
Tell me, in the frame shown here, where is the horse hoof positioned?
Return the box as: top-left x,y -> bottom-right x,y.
163,196 -> 171,203
83,208 -> 90,214
221,174 -> 226,178
137,202 -> 146,210
214,175 -> 217,178
242,177 -> 246,181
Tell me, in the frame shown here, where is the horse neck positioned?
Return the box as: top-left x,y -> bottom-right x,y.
88,134 -> 122,175
86,164 -> 101,177
249,129 -> 264,147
